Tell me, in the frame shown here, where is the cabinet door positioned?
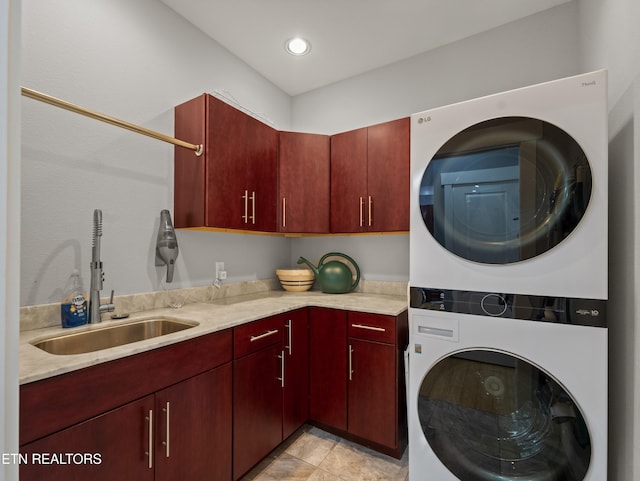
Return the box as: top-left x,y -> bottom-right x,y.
366,117 -> 410,231
156,364 -> 232,481
233,343 -> 283,480
206,95 -> 252,229
309,308 -> 347,430
245,113 -> 278,232
348,338 -> 397,448
20,395 -> 155,481
330,128 -> 368,233
282,309 -> 309,438
279,132 -> 330,233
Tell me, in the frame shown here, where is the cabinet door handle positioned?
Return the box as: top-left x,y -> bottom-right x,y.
351,323 -> 386,332
250,191 -> 256,224
359,197 -> 364,227
348,344 -> 354,381
242,190 -> 249,223
368,195 -> 372,227
282,197 -> 287,228
145,409 -> 153,469
250,329 -> 279,342
162,402 -> 170,458
277,350 -> 286,387
285,319 -> 292,356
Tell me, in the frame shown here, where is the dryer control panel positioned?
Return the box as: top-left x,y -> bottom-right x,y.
409,286 -> 607,328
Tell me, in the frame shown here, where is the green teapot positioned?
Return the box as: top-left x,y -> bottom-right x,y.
297,252 -> 360,294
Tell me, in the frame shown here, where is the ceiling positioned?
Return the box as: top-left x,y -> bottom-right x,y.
160,0 -> 572,96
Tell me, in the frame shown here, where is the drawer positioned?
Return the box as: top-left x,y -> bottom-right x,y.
347,312 -> 396,344
234,315 -> 282,358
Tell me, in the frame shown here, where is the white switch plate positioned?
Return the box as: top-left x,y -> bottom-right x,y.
215,261 -> 227,281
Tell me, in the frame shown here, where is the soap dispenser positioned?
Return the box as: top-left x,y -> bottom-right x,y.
155,209 -> 179,282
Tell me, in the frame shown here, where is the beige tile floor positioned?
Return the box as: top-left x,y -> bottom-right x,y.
240,425 -> 408,481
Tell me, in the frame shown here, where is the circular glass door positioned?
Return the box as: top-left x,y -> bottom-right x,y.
418,117 -> 592,264
418,350 -> 591,481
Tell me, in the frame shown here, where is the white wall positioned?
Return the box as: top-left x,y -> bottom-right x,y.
291,2 -> 580,135
20,0 -> 292,307
578,0 -> 640,479
290,2 -> 581,279
21,1 -> 584,308
2,0 -> 20,478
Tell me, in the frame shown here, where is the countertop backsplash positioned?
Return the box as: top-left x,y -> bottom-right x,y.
20,278 -> 408,332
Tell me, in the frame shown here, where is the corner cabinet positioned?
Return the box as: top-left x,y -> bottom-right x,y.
308,308 -> 409,458
330,117 -> 410,233
175,95 -> 408,235
174,94 -> 278,231
278,131 -> 330,233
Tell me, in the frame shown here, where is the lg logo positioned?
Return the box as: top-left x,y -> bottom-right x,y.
417,116 -> 431,124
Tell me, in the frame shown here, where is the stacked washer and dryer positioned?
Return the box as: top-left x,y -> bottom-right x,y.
408,70 -> 608,481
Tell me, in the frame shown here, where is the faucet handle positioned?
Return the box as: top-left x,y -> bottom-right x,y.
99,289 -> 116,314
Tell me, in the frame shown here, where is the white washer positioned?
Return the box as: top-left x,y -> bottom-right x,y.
410,70 -> 608,300
408,310 -> 607,481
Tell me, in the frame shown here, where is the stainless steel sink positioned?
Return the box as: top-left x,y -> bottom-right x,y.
31,318 -> 198,355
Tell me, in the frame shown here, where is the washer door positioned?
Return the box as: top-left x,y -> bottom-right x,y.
418,350 -> 591,481
418,117 -> 592,264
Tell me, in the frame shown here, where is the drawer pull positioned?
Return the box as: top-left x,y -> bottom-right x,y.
418,325 -> 454,338
351,323 -> 386,332
250,329 -> 279,342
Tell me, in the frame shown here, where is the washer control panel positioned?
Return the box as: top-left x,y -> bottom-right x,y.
409,286 -> 607,328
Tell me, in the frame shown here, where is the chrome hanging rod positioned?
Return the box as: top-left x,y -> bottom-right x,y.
21,87 -> 203,156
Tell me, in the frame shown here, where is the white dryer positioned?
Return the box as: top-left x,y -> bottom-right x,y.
409,70 -> 607,300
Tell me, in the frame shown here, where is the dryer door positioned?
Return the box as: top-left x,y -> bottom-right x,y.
418,117 -> 592,264
418,350 -> 591,481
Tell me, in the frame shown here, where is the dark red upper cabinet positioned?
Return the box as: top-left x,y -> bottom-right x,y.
175,95 -> 407,235
330,118 -> 410,233
174,94 -> 278,232
278,131 -> 330,233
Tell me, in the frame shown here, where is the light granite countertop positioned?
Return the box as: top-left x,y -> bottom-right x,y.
19,290 -> 408,385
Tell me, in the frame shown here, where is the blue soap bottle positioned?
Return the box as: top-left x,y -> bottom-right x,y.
61,269 -> 88,328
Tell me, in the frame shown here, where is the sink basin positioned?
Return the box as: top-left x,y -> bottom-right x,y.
31,318 -> 198,355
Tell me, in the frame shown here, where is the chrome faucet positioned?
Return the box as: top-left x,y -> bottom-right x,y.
89,209 -> 115,323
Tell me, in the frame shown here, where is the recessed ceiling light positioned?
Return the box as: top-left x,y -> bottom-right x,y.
285,37 -> 311,56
